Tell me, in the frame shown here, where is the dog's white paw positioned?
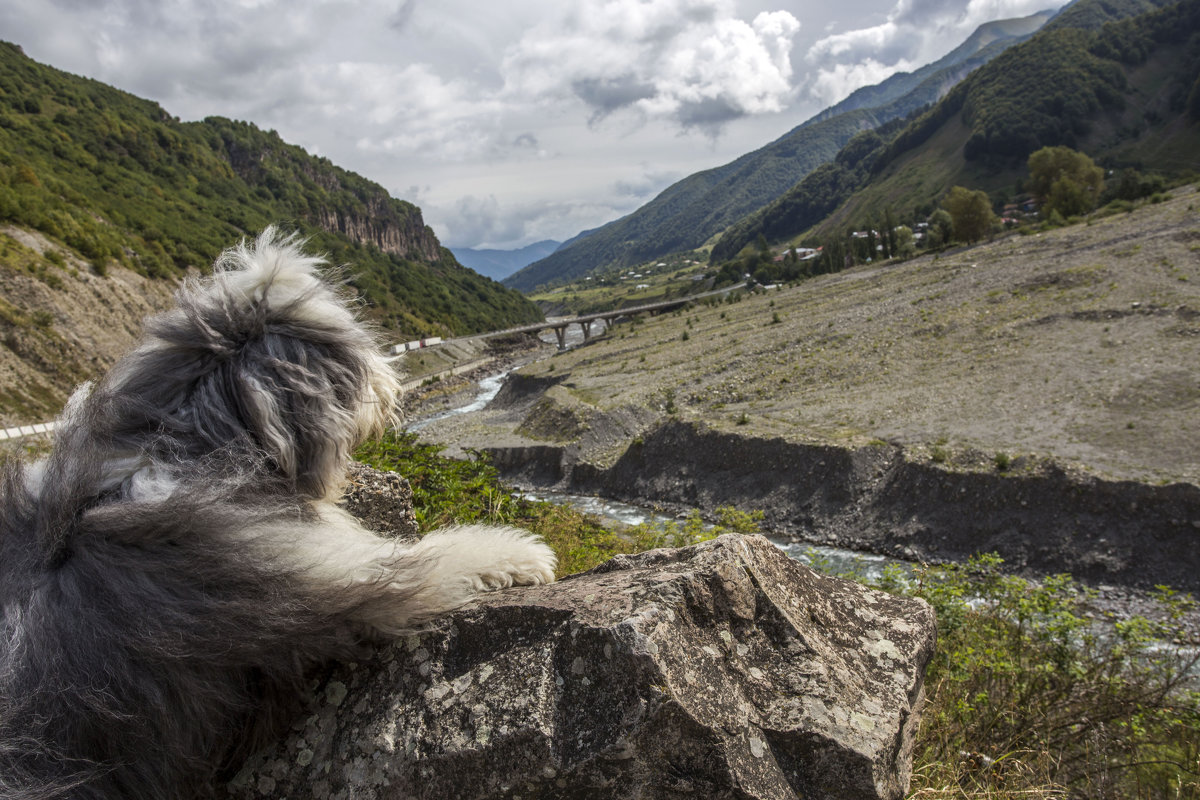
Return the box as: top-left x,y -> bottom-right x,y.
501,536 -> 558,587
469,529 -> 557,590
413,525 -> 558,593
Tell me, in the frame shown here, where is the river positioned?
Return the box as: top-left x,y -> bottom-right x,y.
405,366 -> 914,583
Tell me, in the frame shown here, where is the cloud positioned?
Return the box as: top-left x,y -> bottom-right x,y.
438,193 -> 628,250
389,0 -> 417,31
47,0 -> 338,104
611,166 -> 682,201
803,0 -> 1060,105
501,0 -> 800,133
807,57 -> 916,107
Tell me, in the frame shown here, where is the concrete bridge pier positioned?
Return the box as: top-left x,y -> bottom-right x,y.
553,326 -> 568,350
581,320 -> 593,342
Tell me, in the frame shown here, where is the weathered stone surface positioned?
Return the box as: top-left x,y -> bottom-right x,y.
224,534 -> 935,800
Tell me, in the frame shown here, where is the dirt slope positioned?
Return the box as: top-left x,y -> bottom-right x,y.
0,226 -> 177,426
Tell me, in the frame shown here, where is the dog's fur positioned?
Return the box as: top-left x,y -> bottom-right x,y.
0,228 -> 556,799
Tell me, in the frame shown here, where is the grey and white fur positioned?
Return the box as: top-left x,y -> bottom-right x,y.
0,228 -> 556,799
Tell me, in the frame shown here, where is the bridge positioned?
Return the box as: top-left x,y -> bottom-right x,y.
442,284 -> 744,351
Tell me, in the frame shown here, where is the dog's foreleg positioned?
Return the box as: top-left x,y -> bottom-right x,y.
359,524 -> 557,634
272,511 -> 557,635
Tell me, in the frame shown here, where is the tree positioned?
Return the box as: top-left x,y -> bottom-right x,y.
894,226 -> 916,259
926,209 -> 953,249
884,208 -> 899,259
1027,146 -> 1104,219
941,186 -> 996,244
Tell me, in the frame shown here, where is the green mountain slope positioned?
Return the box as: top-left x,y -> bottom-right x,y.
712,0 -> 1197,257
0,41 -> 542,337
504,11 -> 1053,292
1043,0 -> 1173,29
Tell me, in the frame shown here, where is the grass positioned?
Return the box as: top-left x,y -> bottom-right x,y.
355,430 -> 751,577
357,432 -> 1200,798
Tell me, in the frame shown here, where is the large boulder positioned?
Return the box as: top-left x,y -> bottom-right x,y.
225,534 -> 935,800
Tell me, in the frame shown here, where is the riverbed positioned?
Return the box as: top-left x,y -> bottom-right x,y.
401,360 -> 1200,645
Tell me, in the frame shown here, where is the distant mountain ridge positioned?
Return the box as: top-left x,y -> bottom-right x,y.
807,8 -> 1057,124
503,9 -> 1055,292
451,239 -> 561,281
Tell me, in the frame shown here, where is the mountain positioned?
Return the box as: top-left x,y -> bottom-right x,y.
450,239 -> 561,281
0,41 -> 542,338
710,0 -> 1195,259
503,10 -> 1053,293
826,0 -> 1198,241
807,9 -> 1057,124
1042,0 -> 1176,29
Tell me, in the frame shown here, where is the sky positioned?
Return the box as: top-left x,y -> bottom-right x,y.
2,0 -> 1063,251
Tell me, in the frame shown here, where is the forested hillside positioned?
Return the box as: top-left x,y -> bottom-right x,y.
504,10 -> 1053,292
712,0 -> 1197,258
0,42 -> 542,337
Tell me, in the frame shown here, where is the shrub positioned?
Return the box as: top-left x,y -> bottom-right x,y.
904,554 -> 1200,798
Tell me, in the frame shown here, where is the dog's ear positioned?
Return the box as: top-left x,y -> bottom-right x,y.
102,227 -> 400,498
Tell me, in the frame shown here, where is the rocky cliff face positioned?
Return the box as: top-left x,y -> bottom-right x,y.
310,201 -> 442,263
220,135 -> 443,263
223,503 -> 935,800
481,417 -> 1200,594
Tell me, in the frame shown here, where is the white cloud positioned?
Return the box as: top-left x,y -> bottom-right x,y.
501,0 -> 800,132
807,57 -> 916,107
803,0 -> 1060,105
438,193 -> 630,250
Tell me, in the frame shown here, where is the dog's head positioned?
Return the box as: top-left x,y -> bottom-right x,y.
99,227 -> 401,499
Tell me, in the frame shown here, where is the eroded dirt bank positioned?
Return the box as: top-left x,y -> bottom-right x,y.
482,417 -> 1200,593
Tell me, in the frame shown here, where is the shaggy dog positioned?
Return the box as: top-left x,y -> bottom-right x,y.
0,228 -> 557,799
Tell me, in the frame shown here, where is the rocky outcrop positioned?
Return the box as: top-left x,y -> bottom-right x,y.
340,462 -> 419,540
218,128 -> 442,263
310,201 -> 442,264
224,534 -> 935,800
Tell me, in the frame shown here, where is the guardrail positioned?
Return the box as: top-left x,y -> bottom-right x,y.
0,421 -> 56,442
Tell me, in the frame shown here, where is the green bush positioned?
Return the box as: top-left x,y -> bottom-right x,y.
903,554 -> 1199,798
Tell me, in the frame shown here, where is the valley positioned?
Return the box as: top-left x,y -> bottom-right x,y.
412,189 -> 1200,591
